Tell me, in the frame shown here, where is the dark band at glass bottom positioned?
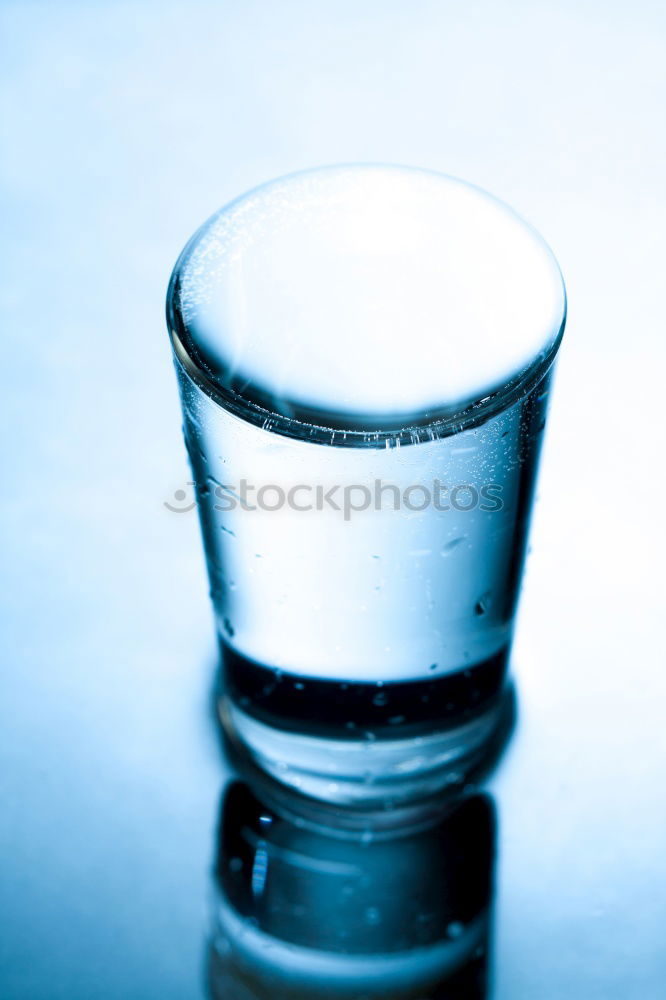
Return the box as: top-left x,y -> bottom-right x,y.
219,641 -> 509,740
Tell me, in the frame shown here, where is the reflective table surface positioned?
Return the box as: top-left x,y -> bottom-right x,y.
1,2 -> 665,997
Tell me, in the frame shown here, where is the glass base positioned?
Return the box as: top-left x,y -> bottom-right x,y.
207,907 -> 488,1000
218,682 -> 514,816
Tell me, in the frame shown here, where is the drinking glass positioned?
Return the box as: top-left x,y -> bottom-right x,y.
166,165 -> 566,807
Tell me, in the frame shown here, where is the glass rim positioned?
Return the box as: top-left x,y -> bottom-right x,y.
168,315 -> 565,448
166,165 -> 567,449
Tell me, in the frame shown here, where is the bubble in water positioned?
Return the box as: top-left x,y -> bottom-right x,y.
373,691 -> 388,707
446,920 -> 465,939
365,907 -> 381,925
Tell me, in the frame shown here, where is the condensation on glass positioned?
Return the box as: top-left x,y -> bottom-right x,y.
166,166 -> 566,807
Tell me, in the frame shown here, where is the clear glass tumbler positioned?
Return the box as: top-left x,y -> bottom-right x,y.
166,165 -> 566,808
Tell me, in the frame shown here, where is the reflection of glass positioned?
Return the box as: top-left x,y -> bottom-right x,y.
167,166 -> 566,805
207,780 -> 496,1000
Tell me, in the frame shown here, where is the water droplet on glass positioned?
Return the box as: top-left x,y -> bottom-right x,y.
441,537 -> 465,555
474,592 -> 491,616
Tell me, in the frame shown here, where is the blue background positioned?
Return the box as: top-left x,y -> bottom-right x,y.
1,2 -> 664,997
